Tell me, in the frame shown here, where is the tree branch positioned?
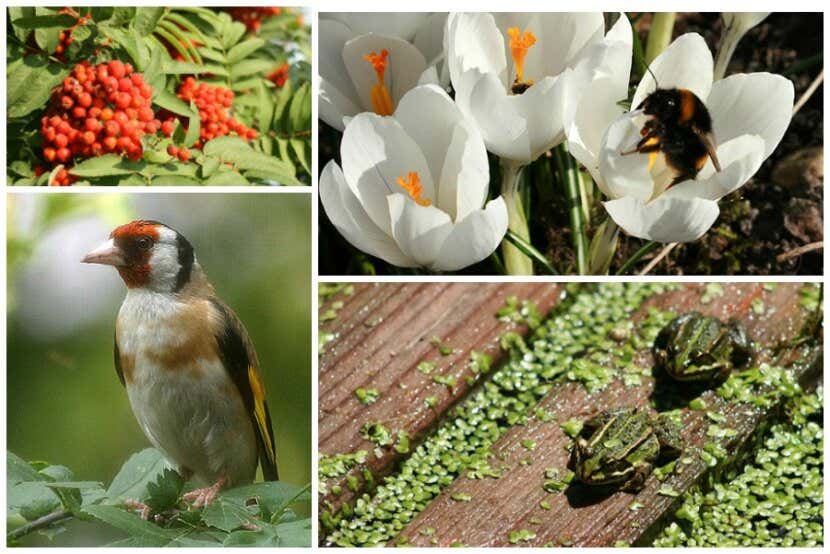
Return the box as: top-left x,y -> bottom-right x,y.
8,509 -> 73,542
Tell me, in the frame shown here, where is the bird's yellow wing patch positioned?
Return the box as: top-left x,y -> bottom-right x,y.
248,365 -> 276,468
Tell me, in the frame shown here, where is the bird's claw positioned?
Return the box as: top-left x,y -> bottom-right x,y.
182,476 -> 227,508
124,499 -> 152,520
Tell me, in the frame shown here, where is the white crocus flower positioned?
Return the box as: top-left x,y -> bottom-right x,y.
318,13 -> 446,131
573,33 -> 792,243
320,85 -> 508,272
445,12 -> 631,165
715,13 -> 770,80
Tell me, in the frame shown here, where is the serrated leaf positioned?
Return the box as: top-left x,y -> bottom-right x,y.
200,156 -> 220,178
68,155 -> 144,178
227,38 -> 265,64
288,82 -> 311,133
221,20 -> 247,50
202,499 -> 255,532
132,7 -> 165,36
203,169 -> 249,185
257,80 -> 275,133
271,81 -> 293,132
106,448 -> 171,502
144,469 -> 184,512
84,505 -> 176,545
8,452 -> 44,484
8,482 -> 61,521
184,110 -> 201,148
229,58 -> 276,80
162,61 -> 227,76
8,7 -> 35,42
153,88 -> 194,117
12,13 -> 77,29
7,56 -> 70,118
290,139 -> 311,176
273,518 -> 312,547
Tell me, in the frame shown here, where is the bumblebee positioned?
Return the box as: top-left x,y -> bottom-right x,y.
622,87 -> 722,187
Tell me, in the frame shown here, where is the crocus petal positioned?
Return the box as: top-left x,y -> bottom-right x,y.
466,71 -> 531,163
667,134 -> 766,201
438,122 -> 489,221
433,197 -> 509,271
535,12 -> 605,76
319,161 -> 416,267
322,13 -> 428,41
598,111 -> 656,201
603,195 -> 721,243
632,33 -> 713,109
414,12 -> 450,86
446,12 -> 508,93
706,72 -> 794,159
341,113 -> 434,234
342,33 -> 427,112
318,77 -> 361,131
512,72 -> 573,161
387,194 -> 453,267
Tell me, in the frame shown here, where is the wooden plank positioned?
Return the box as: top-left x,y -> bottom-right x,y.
396,283 -> 820,547
318,283 -> 565,516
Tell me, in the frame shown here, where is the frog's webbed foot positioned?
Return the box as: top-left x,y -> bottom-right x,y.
621,464 -> 651,493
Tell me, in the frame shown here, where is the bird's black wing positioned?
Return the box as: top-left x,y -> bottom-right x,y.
209,298 -> 279,482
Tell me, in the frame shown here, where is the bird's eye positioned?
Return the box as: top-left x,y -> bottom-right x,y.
136,236 -> 153,250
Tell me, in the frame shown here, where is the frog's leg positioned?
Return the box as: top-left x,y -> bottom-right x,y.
653,416 -> 683,460
621,463 -> 651,493
726,318 -> 754,368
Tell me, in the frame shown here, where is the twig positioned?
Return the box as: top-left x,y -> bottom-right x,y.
8,510 -> 73,542
792,70 -> 823,115
776,241 -> 823,262
639,242 -> 678,275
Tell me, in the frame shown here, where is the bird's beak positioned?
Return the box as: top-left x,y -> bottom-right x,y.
82,238 -> 126,266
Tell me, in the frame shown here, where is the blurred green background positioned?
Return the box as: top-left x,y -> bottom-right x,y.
6,192 -> 311,546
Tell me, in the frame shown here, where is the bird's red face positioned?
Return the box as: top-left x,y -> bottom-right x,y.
83,220 -> 194,292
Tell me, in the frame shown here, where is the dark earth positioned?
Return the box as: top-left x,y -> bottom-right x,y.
318,12 -> 823,275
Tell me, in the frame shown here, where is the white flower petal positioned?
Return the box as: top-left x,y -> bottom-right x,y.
438,122 -> 489,221
322,13 -> 428,41
598,111 -> 656,201
433,197 -> 509,271
446,12 -> 508,93
318,77 -> 361,131
342,33 -> 427,113
387,194 -> 453,267
414,13 -> 449,75
706,72 -> 794,159
512,72 -> 572,161
341,113 -> 434,234
632,33 -> 713,109
603,195 -> 721,243
667,134 -> 766,201
536,12 -> 605,75
466,71 -> 531,163
319,161 -> 416,267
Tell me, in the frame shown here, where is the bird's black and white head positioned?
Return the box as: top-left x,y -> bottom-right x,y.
82,220 -> 196,293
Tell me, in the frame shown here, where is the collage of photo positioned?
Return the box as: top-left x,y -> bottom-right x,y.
3,5 -> 825,550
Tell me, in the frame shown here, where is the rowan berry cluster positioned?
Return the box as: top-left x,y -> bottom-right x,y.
162,77 -> 257,148
40,60 -> 159,171
55,8 -> 91,59
227,7 -> 282,32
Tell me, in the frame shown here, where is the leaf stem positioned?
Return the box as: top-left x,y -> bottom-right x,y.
615,240 -> 659,275
499,160 -> 534,275
504,230 -> 558,275
644,13 -> 676,65
8,510 -> 73,542
554,144 -> 589,275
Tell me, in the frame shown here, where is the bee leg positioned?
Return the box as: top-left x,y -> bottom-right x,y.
621,131 -> 661,156
667,172 -> 696,189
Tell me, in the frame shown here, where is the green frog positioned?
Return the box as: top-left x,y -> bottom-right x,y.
571,407 -> 681,492
653,311 -> 753,383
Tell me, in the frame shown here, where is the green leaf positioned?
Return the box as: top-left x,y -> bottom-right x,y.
289,139 -> 310,176
106,448 -> 171,502
153,88 -> 195,117
227,38 -> 265,64
7,56 -> 70,118
229,58 -> 275,80
257,80 -> 275,135
34,7 -> 62,53
202,136 -> 297,184
8,482 -> 61,521
202,499 -> 256,532
221,20 -> 247,50
219,482 -> 310,517
68,155 -> 144,178
203,169 -> 249,185
273,519 -> 312,546
288,82 -> 311,133
162,61 -> 228,76
12,13 -> 77,29
144,469 -> 184,512
184,110 -> 201,148
84,505 -> 176,546
8,7 -> 35,42
109,7 -> 137,26
132,7 -> 165,36
272,82 -> 294,131
8,452 -> 44,484
200,156 -> 220,178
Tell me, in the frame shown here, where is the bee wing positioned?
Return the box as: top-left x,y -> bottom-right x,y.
693,126 -> 722,172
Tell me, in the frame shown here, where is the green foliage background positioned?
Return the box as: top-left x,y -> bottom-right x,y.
7,193 -> 311,545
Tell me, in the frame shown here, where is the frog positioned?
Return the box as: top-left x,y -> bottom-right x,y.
652,311 -> 753,383
570,407 -> 681,492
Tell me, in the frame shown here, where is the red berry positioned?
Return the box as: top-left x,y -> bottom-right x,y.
54,134 -> 69,148
167,145 -> 179,156
82,131 -> 95,145
43,147 -> 56,162
161,120 -> 175,136
177,148 -> 191,162
109,60 -> 126,79
103,136 -> 117,151
56,147 -> 71,162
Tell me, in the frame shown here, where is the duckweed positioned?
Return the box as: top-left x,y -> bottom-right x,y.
354,387 -> 380,405
324,284 -> 675,546
654,388 -> 823,547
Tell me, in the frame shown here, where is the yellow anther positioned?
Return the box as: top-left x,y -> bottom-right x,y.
507,27 -> 537,87
363,49 -> 394,116
396,171 -> 430,207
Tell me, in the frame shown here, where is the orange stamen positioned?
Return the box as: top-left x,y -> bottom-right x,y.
363,49 -> 394,116
396,171 -> 430,207
507,27 -> 537,87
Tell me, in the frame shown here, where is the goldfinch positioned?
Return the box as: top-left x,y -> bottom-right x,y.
82,220 -> 278,509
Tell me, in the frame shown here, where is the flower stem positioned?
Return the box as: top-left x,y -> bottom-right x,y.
504,230 -> 558,275
500,161 -> 534,275
645,13 -> 676,65
588,218 -> 620,275
554,145 -> 589,275
615,240 -> 659,275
